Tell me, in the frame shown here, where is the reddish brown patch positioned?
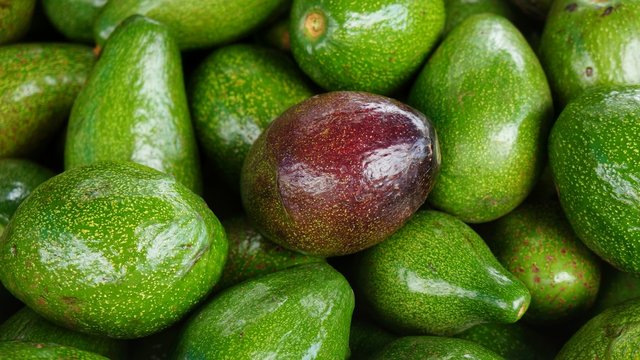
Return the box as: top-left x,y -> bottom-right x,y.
560,248 -> 567,255
586,67 -> 593,77
532,264 -> 540,273
534,276 -> 541,283
602,6 -> 614,16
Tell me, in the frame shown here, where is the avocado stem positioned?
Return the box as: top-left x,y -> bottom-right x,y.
304,11 -> 326,40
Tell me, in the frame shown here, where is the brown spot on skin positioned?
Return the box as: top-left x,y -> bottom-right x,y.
546,255 -> 554,261
93,46 -> 102,57
534,276 -> 541,283
586,67 -> 593,77
532,264 -> 540,273
565,3 -> 578,11
560,248 -> 567,254
35,344 -> 44,349
602,6 -> 614,16
37,297 -> 46,306
62,296 -> 78,305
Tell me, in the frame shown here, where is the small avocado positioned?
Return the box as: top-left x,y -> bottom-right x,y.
290,0 -> 445,95
409,14 -> 553,223
0,0 -> 35,44
594,265 -> 640,313
349,317 -> 397,360
42,0 -> 107,43
354,210 -> 530,335
0,307 -> 127,359
174,263 -> 354,359
456,323 -> 556,359
371,336 -> 504,360
189,44 -> 314,189
549,86 -> 640,273
0,341 -> 107,359
444,0 -> 520,34
94,0 -> 289,50
241,91 -> 440,256
555,298 -> 640,359
539,0 -> 640,106
66,15 -> 202,194
0,44 -> 95,157
483,201 -> 601,323
0,161 -> 228,338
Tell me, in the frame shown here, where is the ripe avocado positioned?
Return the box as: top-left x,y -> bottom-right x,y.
0,0 -> 35,44
409,14 -> 553,223
0,341 -> 107,359
0,161 -> 228,338
42,0 -> 107,43
371,336 -> 504,359
549,86 -> 640,273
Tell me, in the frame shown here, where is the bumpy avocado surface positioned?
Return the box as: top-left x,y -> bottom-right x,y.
409,14 -> 553,223
0,341 -> 107,359
42,0 -> 107,43
371,336 -> 504,360
0,161 -> 228,338
0,159 -> 53,230
0,0 -> 35,44
456,322 -> 555,359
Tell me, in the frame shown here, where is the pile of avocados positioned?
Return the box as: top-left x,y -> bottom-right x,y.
0,0 -> 639,358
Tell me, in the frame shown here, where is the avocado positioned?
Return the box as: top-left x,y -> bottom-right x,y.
189,44 -> 314,189
409,14 -> 553,223
483,201 -> 601,323
0,341 -> 107,359
594,266 -> 640,313
0,161 -> 228,338
216,216 -> 323,291
371,336 -> 504,359
66,15 -> 202,194
255,17 -> 291,52
549,86 -> 640,273
456,323 -> 556,359
241,91 -> 440,256
0,0 -> 35,44
42,0 -> 107,43
0,44 -> 95,158
290,0 -> 445,95
94,0 -> 289,50
354,210 -> 530,335
539,0 -> 640,106
509,0 -> 552,20
349,317 -> 397,360
444,0 -> 519,34
174,263 -> 354,359
0,307 -> 127,359
555,298 -> 640,359
131,324 -> 181,360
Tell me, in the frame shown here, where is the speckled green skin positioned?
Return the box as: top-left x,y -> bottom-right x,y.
555,298 -> 640,359
0,307 -> 127,359
509,0 -> 552,20
349,317 -> 397,360
189,44 -> 314,189
0,44 -> 95,158
444,0 -> 519,34
94,0 -> 289,50
216,216 -> 323,290
549,87 -> 640,273
290,0 -> 445,95
43,0 -> 107,43
409,14 -> 553,223
456,323 -> 555,359
539,0 -> 640,106
485,201 -> 601,323
174,263 -> 354,359
0,341 -> 107,359
0,162 -> 228,339
371,336 -> 504,360
65,16 -> 202,194
355,210 -> 530,336
0,0 -> 35,44
0,159 -> 54,228
595,267 -> 640,313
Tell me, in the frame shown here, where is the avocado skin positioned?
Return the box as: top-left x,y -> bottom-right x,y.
0,44 -> 95,158
456,323 -> 555,359
484,201 -> 601,323
94,0 -> 289,50
0,307 -> 127,359
349,317 -> 397,360
174,263 -> 354,360
0,341 -> 107,359
549,86 -> 640,273
371,336 -> 504,360
444,0 -> 519,34
0,161 -> 228,339
66,16 -> 202,194
555,298 -> 640,359
42,0 -> 107,43
290,0 -> 445,95
355,210 -> 530,336
539,0 -> 640,106
189,44 -> 314,189
409,14 -> 553,223
0,0 -> 35,44
594,266 -> 640,313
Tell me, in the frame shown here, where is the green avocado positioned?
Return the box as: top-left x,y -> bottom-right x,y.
0,307 -> 127,359
444,0 -> 519,34
371,336 -> 504,360
255,17 -> 291,52
539,0 -> 640,106
0,341 -> 107,359
354,210 -> 530,336
456,323 -> 556,359
0,0 -> 35,44
174,263 -> 354,359
290,0 -> 445,95
66,15 -> 202,194
0,161 -> 228,339
549,86 -> 640,273
409,14 -> 553,223
42,0 -> 107,43
189,44 -> 314,189
555,298 -> 640,359
594,266 -> 640,313
0,44 -> 95,158
483,201 -> 601,323
94,0 -> 289,50
349,317 -> 397,360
